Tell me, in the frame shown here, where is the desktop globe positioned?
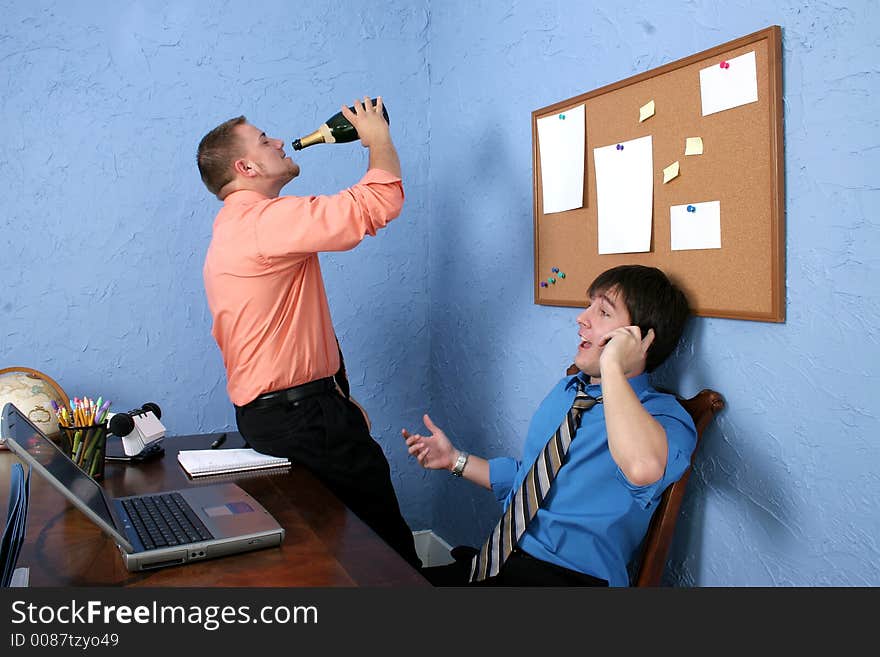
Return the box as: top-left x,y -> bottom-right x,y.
0,367 -> 68,447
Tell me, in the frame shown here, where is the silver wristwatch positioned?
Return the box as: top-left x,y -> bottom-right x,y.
451,451 -> 469,477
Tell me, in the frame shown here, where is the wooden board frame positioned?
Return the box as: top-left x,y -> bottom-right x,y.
532,26 -> 784,322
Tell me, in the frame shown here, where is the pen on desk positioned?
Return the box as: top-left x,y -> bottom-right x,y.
211,432 -> 227,449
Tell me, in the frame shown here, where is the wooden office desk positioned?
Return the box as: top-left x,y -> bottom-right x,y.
0,432 -> 429,587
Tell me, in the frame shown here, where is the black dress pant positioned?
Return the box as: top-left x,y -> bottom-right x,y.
235,389 -> 421,569
422,547 -> 608,587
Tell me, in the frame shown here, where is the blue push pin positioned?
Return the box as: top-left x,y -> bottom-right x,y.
687,205 -> 696,213
551,267 -> 559,273
616,144 -> 624,151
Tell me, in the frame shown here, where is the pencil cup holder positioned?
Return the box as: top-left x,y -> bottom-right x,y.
58,422 -> 108,480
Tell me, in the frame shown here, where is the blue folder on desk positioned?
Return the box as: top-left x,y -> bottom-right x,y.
1,403 -> 284,572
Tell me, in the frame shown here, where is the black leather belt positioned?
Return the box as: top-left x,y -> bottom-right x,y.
244,377 -> 336,410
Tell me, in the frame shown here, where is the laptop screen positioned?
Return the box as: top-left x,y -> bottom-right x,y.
1,403 -> 118,530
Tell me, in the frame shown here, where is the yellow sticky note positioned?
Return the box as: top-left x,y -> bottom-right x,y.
662,161 -> 680,184
639,100 -> 655,122
685,137 -> 704,155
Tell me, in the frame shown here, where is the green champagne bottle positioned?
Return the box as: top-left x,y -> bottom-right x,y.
292,98 -> 390,150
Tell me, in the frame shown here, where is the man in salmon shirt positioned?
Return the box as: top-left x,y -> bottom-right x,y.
197,97 -> 420,569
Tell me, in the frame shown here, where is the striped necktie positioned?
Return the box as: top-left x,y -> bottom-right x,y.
470,380 -> 602,582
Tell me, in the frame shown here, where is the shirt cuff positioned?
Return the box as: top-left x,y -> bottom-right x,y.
360,167 -> 402,185
616,467 -> 664,510
489,457 -> 520,503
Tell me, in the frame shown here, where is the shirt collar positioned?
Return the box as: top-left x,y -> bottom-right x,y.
565,371 -> 650,396
223,189 -> 269,205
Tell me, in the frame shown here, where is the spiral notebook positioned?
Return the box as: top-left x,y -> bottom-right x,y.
177,448 -> 291,478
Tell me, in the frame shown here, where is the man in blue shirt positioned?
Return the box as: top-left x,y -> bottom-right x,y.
403,265 -> 696,586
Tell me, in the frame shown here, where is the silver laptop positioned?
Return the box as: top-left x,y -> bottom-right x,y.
1,402 -> 284,572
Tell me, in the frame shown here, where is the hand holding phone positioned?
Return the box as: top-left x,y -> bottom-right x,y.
599,326 -> 655,376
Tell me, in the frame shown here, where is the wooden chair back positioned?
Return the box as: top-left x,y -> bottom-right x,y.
632,387 -> 724,586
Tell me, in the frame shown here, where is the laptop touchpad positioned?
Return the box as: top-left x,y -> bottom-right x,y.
204,502 -> 255,517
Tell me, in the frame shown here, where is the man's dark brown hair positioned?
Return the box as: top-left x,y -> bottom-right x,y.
197,115 -> 247,198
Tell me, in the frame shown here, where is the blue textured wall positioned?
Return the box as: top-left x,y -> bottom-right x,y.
2,1 -> 878,586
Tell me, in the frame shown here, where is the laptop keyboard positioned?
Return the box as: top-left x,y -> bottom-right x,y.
121,492 -> 214,551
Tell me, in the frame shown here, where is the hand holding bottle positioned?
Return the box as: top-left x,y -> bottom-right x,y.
290,95 -> 400,176
292,97 -> 390,150
340,96 -> 392,149
344,96 -> 400,177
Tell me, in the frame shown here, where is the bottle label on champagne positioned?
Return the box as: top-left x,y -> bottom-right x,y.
320,123 -> 336,144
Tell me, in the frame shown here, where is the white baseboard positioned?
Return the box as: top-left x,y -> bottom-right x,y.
412,530 -> 455,567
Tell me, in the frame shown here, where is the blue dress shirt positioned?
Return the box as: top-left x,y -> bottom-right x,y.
488,373 -> 696,586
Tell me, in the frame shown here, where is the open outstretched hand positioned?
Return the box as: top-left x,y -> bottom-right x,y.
402,413 -> 456,471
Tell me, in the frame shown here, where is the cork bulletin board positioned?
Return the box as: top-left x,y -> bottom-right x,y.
532,26 -> 784,322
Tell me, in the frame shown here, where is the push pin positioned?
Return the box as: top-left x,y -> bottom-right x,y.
540,281 -> 548,288
559,113 -> 566,120
687,205 -> 696,213
551,267 -> 559,273
549,277 -> 556,284
720,61 -> 729,69
559,272 -> 566,278
616,144 -> 624,151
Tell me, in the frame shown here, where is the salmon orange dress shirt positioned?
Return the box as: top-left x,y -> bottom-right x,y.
203,168 -> 404,406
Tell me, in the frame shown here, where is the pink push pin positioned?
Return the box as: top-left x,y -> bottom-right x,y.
720,60 -> 730,69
